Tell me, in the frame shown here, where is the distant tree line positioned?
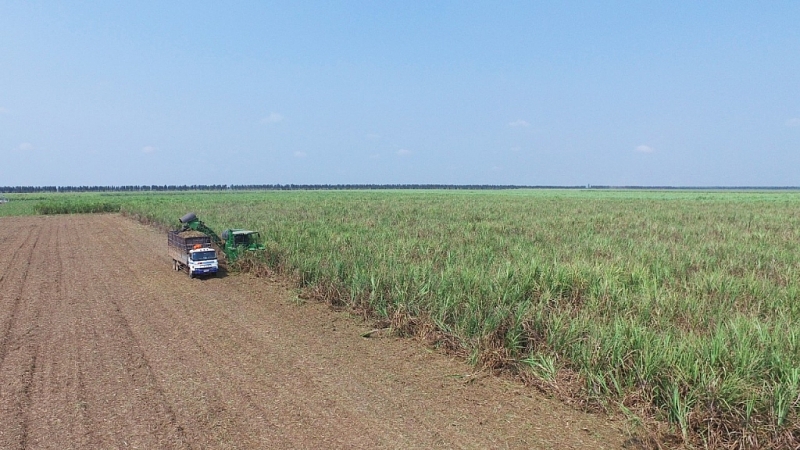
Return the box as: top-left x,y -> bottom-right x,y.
1,184 -> 550,193
2,184 -> 800,193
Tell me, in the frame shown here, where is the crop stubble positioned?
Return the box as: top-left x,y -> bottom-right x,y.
0,214 -> 625,449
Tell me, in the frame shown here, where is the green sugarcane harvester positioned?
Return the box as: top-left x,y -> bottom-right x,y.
178,212 -> 265,261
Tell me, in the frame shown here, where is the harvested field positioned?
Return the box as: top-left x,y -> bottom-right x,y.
0,214 -> 626,449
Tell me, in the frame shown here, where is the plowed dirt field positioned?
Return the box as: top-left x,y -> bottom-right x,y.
0,214 -> 628,449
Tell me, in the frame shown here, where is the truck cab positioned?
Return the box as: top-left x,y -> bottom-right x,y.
187,247 -> 219,278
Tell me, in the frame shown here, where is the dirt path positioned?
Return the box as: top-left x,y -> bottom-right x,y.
0,214 -> 628,449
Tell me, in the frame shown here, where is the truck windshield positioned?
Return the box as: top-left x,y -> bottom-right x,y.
191,250 -> 217,261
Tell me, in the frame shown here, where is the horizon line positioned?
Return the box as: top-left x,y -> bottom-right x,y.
4,184 -> 800,193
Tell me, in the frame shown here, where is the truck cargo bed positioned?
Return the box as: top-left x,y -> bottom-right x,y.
168,230 -> 214,264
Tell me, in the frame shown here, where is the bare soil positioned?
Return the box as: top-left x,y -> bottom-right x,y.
0,214 -> 629,449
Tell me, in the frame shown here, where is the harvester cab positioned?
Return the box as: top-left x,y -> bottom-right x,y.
221,229 -> 265,261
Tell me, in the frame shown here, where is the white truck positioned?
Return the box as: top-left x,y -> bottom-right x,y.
167,230 -> 219,278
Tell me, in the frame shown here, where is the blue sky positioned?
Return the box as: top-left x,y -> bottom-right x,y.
1,1 -> 799,186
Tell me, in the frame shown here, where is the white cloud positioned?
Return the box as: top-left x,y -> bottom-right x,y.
396,148 -> 411,156
17,142 -> 33,151
634,145 -> 655,153
508,119 -> 530,128
261,112 -> 284,124
786,118 -> 800,128
142,145 -> 157,153
293,151 -> 307,158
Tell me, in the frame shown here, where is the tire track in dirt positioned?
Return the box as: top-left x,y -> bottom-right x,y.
0,221 -> 39,371
0,220 -> 35,272
0,217 -> 54,449
15,221 -> 60,449
22,215 -> 191,449
27,217 -> 107,448
23,215 -> 102,448
105,293 -> 191,446
0,221 -> 40,371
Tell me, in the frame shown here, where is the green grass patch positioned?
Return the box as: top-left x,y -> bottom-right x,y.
0,194 -> 39,216
34,198 -> 121,214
